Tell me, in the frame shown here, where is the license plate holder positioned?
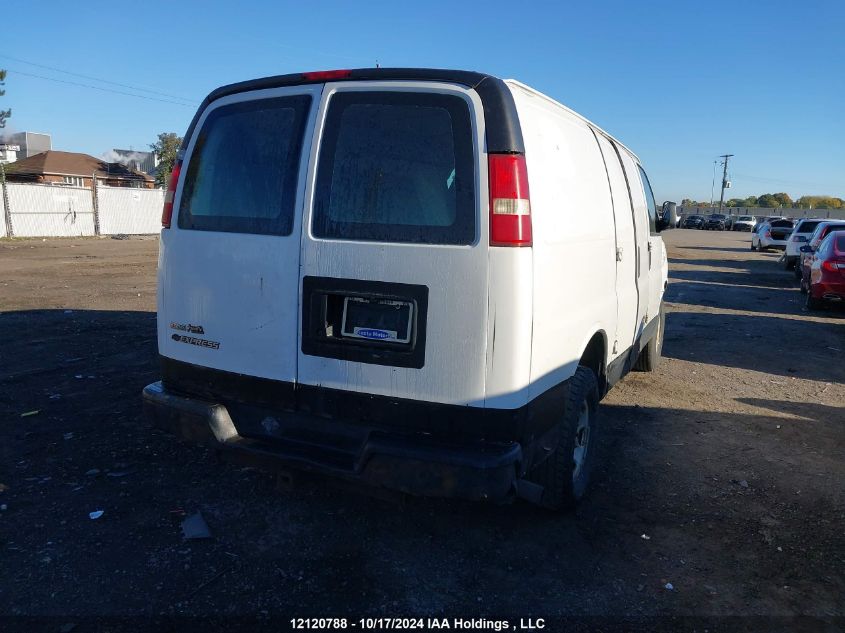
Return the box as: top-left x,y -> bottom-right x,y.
341,297 -> 413,344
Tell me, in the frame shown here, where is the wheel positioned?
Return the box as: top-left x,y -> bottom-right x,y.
806,288 -> 823,310
633,307 -> 665,372
527,366 -> 600,511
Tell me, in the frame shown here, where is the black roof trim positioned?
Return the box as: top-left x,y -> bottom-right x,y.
180,68 -> 524,154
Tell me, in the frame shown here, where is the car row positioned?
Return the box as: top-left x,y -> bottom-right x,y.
679,212 -> 759,231
796,221 -> 845,308
750,216 -> 845,310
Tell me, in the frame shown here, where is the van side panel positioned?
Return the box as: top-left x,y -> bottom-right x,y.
508,85 -> 617,399
593,132 -> 640,360
616,148 -> 655,340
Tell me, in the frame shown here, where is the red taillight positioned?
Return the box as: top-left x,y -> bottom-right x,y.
489,153 -> 532,247
161,160 -> 182,229
302,69 -> 352,81
821,259 -> 845,273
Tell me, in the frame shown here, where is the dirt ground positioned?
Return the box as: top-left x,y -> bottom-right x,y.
0,230 -> 843,632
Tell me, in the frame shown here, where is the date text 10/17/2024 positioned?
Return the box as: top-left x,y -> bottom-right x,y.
290,618 -> 546,631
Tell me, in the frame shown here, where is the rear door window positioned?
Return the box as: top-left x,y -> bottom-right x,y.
796,220 -> 821,234
179,95 -> 312,235
312,91 -> 475,245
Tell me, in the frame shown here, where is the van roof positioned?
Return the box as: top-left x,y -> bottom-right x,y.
184,68 -> 525,155
504,80 -> 641,163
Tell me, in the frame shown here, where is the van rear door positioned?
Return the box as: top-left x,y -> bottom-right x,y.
158,86 -> 320,385
297,82 -> 489,406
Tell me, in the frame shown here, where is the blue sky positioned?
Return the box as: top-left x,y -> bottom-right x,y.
3,0 -> 843,202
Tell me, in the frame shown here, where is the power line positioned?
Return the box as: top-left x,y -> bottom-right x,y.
0,53 -> 195,103
6,68 -> 196,107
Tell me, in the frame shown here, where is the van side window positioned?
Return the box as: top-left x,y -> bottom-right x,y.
313,91 -> 475,245
178,95 -> 311,235
638,166 -> 658,234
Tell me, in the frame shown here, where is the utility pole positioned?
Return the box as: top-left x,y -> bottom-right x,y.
718,154 -> 733,212
710,160 -> 718,207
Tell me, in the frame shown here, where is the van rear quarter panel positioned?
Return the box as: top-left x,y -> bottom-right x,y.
508,84 -> 617,399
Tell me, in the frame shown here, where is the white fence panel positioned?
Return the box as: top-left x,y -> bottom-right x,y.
6,183 -> 95,237
97,186 -> 163,235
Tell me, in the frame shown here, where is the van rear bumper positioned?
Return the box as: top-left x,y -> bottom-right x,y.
143,381 -> 524,502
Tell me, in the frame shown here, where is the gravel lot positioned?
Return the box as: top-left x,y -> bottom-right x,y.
0,230 -> 843,631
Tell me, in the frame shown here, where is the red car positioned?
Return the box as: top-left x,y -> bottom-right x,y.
806,233 -> 845,310
799,222 -> 845,290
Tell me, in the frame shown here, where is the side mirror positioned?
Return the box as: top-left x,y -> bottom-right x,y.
656,216 -> 671,232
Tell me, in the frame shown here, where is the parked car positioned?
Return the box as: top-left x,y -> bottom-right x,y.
798,222 -> 845,287
683,214 -> 705,229
753,215 -> 786,233
732,215 -> 756,231
752,219 -> 794,251
705,213 -> 727,230
142,68 -> 669,511
783,219 -> 824,269
723,215 -> 734,230
806,232 -> 845,310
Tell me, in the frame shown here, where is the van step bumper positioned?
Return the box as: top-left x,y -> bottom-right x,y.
142,381 -> 524,502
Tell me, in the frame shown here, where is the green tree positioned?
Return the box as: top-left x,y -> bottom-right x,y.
0,69 -> 11,129
772,192 -> 793,208
150,132 -> 183,187
796,195 -> 843,209
756,194 -> 778,208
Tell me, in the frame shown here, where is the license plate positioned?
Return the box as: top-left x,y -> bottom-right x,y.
341,297 -> 413,344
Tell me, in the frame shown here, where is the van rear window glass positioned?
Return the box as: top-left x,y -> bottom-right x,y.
178,95 -> 311,235
313,92 -> 475,245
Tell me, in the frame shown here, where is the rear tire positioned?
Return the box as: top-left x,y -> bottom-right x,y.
633,308 -> 665,372
527,366 -> 600,511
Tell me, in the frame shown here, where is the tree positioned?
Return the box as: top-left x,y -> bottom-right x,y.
772,192 -> 793,208
796,195 -> 843,209
0,69 -> 11,129
150,132 -> 183,187
756,193 -> 781,208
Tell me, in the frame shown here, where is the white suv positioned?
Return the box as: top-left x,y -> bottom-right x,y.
784,219 -> 824,269
143,68 -> 668,510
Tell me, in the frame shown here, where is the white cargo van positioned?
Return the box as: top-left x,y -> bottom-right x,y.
143,68 -> 669,509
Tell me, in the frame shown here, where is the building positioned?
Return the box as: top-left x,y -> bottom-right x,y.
109,149 -> 159,176
1,131 -> 52,159
3,150 -> 155,188
0,142 -> 20,164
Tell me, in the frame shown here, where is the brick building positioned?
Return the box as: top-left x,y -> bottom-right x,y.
3,150 -> 155,189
